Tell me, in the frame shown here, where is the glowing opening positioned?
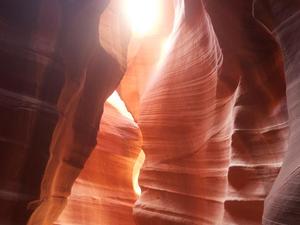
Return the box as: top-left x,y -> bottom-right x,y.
107,91 -> 134,120
124,0 -> 161,37
132,150 -> 145,195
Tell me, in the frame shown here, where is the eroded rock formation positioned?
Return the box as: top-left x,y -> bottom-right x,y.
0,0 -> 129,224
134,0 -> 288,225
1,0 -> 300,224
135,1 -> 230,224
117,1 -> 174,120
56,92 -> 142,225
254,1 -> 300,224
204,1 -> 288,224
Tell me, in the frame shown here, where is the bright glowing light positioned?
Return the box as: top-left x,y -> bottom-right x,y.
107,91 -> 134,120
132,151 -> 145,196
125,0 -> 161,36
161,36 -> 173,57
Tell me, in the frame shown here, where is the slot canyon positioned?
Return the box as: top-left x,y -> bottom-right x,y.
0,0 -> 300,224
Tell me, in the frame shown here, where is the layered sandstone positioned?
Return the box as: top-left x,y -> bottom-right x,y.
56,92 -> 142,225
1,0 -> 299,225
135,1 -> 230,224
254,1 -> 300,224
0,0 -> 129,224
134,1 -> 288,224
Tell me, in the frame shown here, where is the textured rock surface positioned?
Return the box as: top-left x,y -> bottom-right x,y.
135,1 -> 230,224
1,0 -> 298,224
254,1 -> 300,224
0,0 -> 129,224
117,37 -> 166,120
117,1 -> 174,120
0,1 -> 66,223
134,0 -> 288,225
56,92 -> 142,225
27,1 -> 129,224
204,1 -> 288,224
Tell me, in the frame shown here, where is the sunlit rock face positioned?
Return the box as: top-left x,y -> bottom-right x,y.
254,1 -> 300,224
27,1 -> 130,224
118,1 -> 174,120
55,92 -> 142,225
204,1 -> 288,224
135,1 -> 230,224
117,37 -> 166,120
134,0 -> 288,224
0,0 -> 129,224
0,0 -> 297,224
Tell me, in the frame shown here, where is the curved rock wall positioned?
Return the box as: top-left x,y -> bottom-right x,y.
117,1 -> 174,120
0,0 -> 296,224
204,1 -> 288,224
254,1 -> 300,224
134,0 -> 288,224
134,1 -> 230,224
27,1 -> 130,224
56,92 -> 142,225
0,0 -> 129,224
0,1 -> 67,223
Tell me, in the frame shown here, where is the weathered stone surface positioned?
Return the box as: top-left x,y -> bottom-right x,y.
1,0 -> 297,224
134,1 -> 288,224
204,1 -> 288,224
117,1 -> 174,120
0,1 -> 66,223
254,1 -> 300,224
134,1 -> 230,224
0,0 -> 129,224
56,92 -> 142,225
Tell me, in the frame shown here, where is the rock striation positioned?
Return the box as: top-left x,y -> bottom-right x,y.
0,0 -> 129,224
1,0 -> 298,224
134,0 -> 288,224
56,92 -> 142,225
204,1 -> 288,224
254,0 -> 300,224
135,1 -> 230,224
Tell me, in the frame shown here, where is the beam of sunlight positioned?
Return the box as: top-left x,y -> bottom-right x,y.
124,0 -> 161,37
132,150 -> 145,196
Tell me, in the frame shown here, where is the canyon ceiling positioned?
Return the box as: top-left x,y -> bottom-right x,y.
0,0 -> 299,225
